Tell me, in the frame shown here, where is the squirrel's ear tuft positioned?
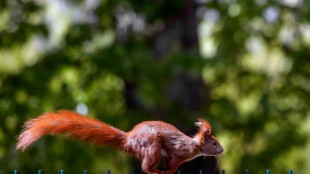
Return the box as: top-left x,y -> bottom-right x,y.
195,121 -> 202,127
197,118 -> 212,136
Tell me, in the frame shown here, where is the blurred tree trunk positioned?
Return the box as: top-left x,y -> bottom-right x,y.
124,0 -> 219,173
151,0 -> 207,111
151,0 -> 218,173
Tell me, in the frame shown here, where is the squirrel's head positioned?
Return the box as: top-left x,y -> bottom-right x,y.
194,118 -> 223,156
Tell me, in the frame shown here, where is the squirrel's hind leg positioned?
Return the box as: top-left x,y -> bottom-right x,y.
140,135 -> 163,174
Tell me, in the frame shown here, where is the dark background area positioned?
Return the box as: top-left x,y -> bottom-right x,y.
1,0 -> 310,173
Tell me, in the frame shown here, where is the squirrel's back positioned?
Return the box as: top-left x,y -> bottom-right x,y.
123,121 -> 194,158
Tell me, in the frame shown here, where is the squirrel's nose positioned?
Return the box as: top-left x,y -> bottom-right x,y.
216,146 -> 224,153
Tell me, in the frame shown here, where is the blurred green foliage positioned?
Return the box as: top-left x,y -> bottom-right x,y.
1,0 -> 310,173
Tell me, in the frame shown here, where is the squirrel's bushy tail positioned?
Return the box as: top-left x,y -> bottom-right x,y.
17,110 -> 127,151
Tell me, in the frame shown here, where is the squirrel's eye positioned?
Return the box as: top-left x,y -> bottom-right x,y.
212,141 -> 216,145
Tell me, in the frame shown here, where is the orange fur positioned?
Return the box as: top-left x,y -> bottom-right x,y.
17,110 -> 223,174
17,110 -> 126,151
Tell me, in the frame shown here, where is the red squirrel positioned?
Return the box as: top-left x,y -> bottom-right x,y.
17,110 -> 223,174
